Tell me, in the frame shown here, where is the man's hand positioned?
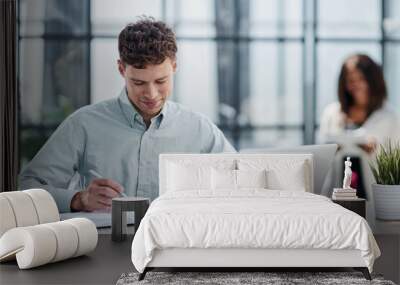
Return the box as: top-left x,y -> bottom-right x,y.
70,179 -> 124,212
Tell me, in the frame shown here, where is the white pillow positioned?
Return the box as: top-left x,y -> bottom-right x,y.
211,169 -> 268,190
238,159 -> 309,192
237,169 -> 268,188
211,169 -> 236,190
167,162 -> 212,191
267,162 -> 306,191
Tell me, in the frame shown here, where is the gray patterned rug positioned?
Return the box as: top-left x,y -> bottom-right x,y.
116,271 -> 396,285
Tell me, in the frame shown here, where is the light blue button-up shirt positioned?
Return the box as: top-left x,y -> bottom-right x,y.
19,89 -> 235,212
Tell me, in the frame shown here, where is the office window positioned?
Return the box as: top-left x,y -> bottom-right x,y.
249,0 -> 303,38
91,0 -> 163,36
20,39 -> 89,125
247,42 -> 302,127
385,0 -> 400,39
175,41 -> 219,122
18,0 -> 400,165
385,44 -> 400,108
19,0 -> 90,165
317,0 -> 381,39
166,0 -> 215,38
314,0 -> 400,136
19,0 -> 89,37
88,0 -> 305,149
90,39 -> 123,103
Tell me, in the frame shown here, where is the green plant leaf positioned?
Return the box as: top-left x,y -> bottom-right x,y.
370,139 -> 400,185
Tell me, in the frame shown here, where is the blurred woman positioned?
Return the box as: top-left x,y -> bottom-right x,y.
319,54 -> 400,198
319,54 -> 400,153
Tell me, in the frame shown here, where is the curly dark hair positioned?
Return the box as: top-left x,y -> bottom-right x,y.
338,54 -> 387,118
118,17 -> 177,69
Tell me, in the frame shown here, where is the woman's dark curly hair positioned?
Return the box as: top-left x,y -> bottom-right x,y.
118,17 -> 177,69
338,54 -> 387,118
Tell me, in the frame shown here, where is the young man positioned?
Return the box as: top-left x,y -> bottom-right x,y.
19,18 -> 235,213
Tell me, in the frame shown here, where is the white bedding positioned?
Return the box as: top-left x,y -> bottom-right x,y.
131,190 -> 380,273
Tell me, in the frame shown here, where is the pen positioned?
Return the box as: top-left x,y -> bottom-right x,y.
89,169 -> 127,197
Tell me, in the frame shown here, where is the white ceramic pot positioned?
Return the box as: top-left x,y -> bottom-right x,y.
372,184 -> 400,220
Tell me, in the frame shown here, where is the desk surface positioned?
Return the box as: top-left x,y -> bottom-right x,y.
0,235 -> 133,285
1,234 -> 398,284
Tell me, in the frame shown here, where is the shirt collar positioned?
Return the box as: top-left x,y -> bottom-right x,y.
118,87 -> 168,129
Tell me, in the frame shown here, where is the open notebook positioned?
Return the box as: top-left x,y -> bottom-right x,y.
60,211 -> 135,228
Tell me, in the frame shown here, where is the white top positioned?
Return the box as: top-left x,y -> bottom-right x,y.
318,102 -> 400,145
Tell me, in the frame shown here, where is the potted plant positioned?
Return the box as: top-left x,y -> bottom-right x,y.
370,140 -> 400,220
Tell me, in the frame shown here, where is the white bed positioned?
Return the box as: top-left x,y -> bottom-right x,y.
131,154 -> 380,280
